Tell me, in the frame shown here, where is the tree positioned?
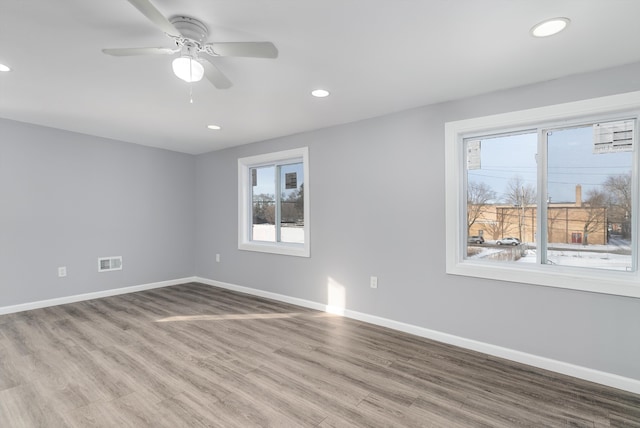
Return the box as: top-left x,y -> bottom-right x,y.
281,184 -> 304,224
294,183 -> 304,213
504,176 -> 536,241
467,181 -> 496,234
252,193 -> 275,224
505,176 -> 537,206
582,188 -> 607,245
603,172 -> 631,238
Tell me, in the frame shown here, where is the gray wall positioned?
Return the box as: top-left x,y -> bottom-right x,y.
0,119 -> 196,307
3,62 -> 640,382
195,62 -> 640,381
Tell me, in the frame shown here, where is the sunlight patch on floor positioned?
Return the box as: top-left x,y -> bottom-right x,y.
326,277 -> 346,315
155,313 -> 302,322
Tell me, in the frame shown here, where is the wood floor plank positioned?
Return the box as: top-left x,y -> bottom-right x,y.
358,393 -> 471,428
157,390 -> 232,428
253,345 -> 371,408
1,282 -> 639,427
0,383 -> 69,428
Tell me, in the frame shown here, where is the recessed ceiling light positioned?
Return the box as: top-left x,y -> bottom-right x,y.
207,125 -> 221,130
531,17 -> 570,38
0,63 -> 10,72
311,89 -> 330,98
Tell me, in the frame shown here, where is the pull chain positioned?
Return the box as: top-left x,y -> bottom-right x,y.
189,58 -> 194,103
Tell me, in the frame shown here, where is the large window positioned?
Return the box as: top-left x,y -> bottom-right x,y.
238,147 -> 310,257
446,91 -> 640,298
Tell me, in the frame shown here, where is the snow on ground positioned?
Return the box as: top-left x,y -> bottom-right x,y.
518,249 -> 632,271
470,238 -> 633,271
252,224 -> 304,243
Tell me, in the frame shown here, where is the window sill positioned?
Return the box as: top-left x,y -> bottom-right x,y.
447,255 -> 640,298
239,241 -> 310,257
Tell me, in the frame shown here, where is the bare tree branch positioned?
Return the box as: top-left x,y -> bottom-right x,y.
467,181 -> 496,233
582,188 -> 607,245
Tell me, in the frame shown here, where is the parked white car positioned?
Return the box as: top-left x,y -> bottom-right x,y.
496,237 -> 521,246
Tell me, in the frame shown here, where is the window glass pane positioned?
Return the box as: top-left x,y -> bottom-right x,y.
251,165 -> 276,242
465,132 -> 537,262
546,121 -> 634,271
280,162 -> 304,244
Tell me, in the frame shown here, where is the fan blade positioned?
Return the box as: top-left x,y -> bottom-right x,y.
201,55 -> 232,89
207,42 -> 278,59
102,47 -> 177,56
126,0 -> 179,36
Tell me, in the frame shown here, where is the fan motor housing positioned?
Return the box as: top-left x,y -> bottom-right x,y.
170,16 -> 209,43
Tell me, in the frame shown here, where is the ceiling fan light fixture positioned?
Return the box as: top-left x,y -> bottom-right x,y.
172,56 -> 204,82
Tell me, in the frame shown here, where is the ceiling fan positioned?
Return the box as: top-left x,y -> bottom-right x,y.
102,0 -> 278,89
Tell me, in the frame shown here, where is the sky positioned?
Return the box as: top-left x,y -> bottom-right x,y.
252,162 -> 304,198
467,123 -> 633,204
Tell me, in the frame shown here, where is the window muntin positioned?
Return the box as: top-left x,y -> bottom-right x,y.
446,91 -> 640,298
238,148 -> 309,257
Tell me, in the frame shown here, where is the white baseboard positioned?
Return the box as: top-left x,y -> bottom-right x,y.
195,276 -> 640,395
0,276 -> 198,315
4,276 -> 638,395
195,277 -> 327,312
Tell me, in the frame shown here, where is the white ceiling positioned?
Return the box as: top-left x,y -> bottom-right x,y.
2,0 -> 640,155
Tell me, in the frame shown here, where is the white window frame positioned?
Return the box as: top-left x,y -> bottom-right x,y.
445,91 -> 640,298
238,147 -> 310,257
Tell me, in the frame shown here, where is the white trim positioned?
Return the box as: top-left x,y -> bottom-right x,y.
237,147 -> 310,258
238,240 -> 309,257
0,277 -> 197,315
195,276 -> 640,395
445,90 -> 640,298
196,277 -> 326,312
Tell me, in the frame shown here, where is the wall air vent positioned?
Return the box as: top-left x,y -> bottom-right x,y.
98,256 -> 123,272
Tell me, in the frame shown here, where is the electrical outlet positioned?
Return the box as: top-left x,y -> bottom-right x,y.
58,266 -> 67,277
370,276 -> 378,289
216,253 -> 220,263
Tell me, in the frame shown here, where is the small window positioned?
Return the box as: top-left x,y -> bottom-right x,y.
446,91 -> 640,298
238,148 -> 310,257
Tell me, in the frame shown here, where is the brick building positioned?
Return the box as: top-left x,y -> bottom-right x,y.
469,185 -> 608,245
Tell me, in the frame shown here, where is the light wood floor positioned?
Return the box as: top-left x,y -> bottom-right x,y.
1,283 -> 639,427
